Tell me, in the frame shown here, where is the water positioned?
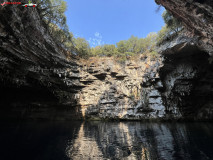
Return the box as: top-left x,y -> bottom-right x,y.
0,121 -> 213,160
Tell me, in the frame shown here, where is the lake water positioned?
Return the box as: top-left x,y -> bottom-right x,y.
0,121 -> 213,160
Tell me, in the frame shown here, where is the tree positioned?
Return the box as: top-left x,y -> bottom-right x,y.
38,0 -> 68,30
143,32 -> 157,52
102,44 -> 118,57
90,45 -> 119,57
90,32 -> 159,60
156,25 -> 169,44
37,0 -> 75,53
91,46 -> 102,57
155,10 -> 183,45
126,35 -> 139,53
116,40 -> 129,53
48,23 -> 72,43
162,10 -> 182,34
74,37 -> 91,58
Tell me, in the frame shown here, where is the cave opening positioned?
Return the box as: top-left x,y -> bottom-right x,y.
159,45 -> 213,120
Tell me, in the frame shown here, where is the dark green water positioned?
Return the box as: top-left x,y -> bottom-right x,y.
0,121 -> 213,160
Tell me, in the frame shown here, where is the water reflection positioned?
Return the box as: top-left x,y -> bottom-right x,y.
0,121 -> 213,160
66,122 -> 213,160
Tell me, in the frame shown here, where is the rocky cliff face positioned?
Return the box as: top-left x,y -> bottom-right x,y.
75,0 -> 213,121
149,35 -> 213,120
0,3 -> 83,120
78,34 -> 213,121
0,1 -> 213,121
155,0 -> 213,56
76,56 -> 165,120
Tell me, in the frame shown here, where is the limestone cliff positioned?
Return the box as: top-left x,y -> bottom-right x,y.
146,35 -> 213,120
77,56 -> 164,120
155,0 -> 213,55
0,1 -> 213,121
0,3 -> 83,119
77,34 -> 213,121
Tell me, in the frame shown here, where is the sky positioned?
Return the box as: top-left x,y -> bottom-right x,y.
64,0 -> 165,47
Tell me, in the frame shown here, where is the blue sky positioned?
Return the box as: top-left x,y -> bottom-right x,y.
64,0 -> 165,47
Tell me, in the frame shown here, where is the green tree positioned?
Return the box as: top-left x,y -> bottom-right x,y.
102,44 -> 118,57
74,37 -> 91,58
133,38 -> 144,54
116,40 -> 129,53
156,25 -> 169,44
91,46 -> 103,57
38,0 -> 68,29
143,32 -> 157,52
155,10 -> 183,45
90,32 -> 159,60
48,23 -> 72,43
126,35 -> 139,53
37,0 -> 76,53
90,45 -> 119,57
162,10 -> 182,34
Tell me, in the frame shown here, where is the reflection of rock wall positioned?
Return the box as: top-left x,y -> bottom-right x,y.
66,123 -> 104,159
66,122 -> 213,160
66,122 -> 149,159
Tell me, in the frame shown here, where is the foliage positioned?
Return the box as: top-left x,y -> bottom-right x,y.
114,54 -> 128,64
37,0 -> 75,52
116,40 -> 129,54
90,46 -> 103,57
156,10 -> 183,45
36,1 -> 182,60
71,10 -> 182,60
90,33 -> 158,61
142,33 -> 157,53
156,25 -> 170,45
38,0 -> 68,30
162,10 -> 182,34
48,23 -> 72,43
73,37 -> 91,58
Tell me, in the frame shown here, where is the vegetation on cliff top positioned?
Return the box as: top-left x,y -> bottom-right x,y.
38,0 -> 75,51
74,10 -> 182,62
38,0 -> 182,61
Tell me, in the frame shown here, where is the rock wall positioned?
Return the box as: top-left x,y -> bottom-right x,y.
76,0 -> 213,121
76,56 -> 165,120
0,3 -> 84,120
0,1 -> 213,121
155,0 -> 213,55
78,35 -> 213,121
145,35 -> 213,120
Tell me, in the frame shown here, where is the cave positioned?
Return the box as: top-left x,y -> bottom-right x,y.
0,0 -> 212,121
159,44 -> 213,120
1,0 -> 213,159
